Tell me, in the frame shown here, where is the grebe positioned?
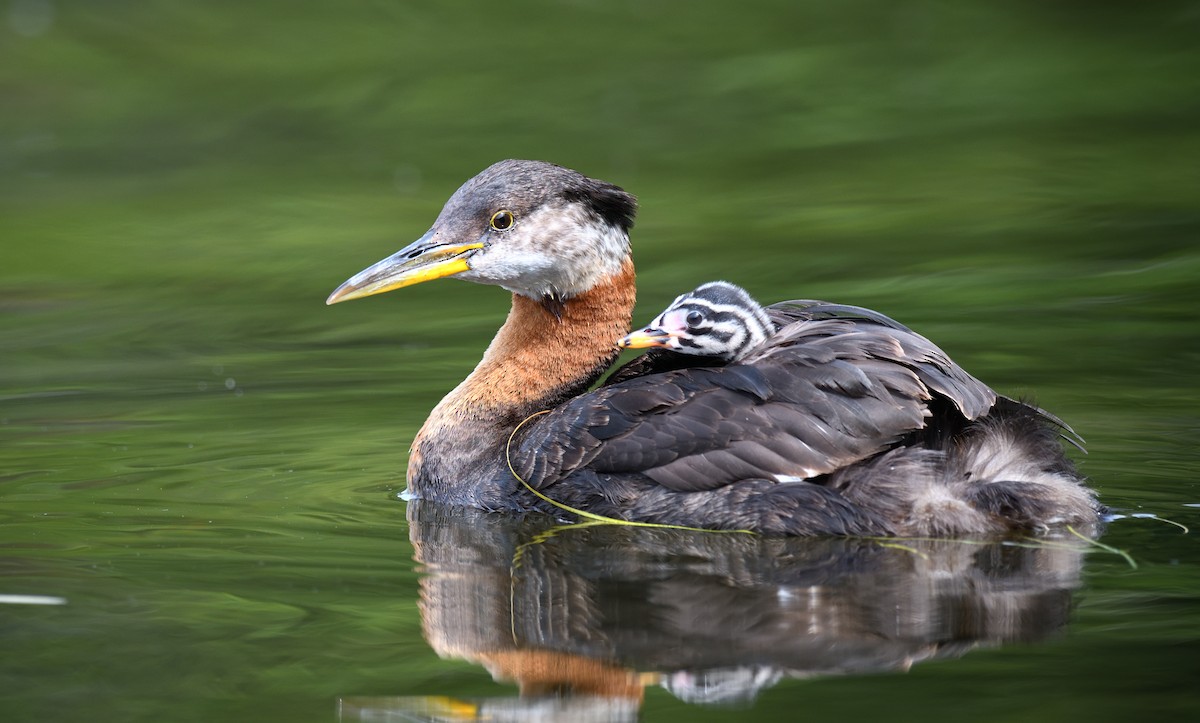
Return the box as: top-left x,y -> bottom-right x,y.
327,160 -> 1099,536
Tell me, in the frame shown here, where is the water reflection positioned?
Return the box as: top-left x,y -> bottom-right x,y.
343,501 -> 1087,721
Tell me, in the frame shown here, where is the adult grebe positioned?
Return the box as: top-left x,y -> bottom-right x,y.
327,160 -> 1099,536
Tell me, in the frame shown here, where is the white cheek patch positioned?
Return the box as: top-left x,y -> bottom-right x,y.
468,250 -> 559,296
552,205 -> 630,294
459,201 -> 630,299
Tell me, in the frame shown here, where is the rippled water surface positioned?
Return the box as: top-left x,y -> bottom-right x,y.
3,2 -> 1199,721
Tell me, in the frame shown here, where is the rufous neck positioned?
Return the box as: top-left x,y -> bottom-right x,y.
440,256 -> 636,421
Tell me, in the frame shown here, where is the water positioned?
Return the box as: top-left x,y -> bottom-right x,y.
2,1 -> 1199,721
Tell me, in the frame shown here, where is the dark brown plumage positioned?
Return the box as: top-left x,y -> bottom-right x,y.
327,160 -> 1101,536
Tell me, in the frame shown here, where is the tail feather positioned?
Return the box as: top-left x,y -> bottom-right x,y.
833,402 -> 1100,537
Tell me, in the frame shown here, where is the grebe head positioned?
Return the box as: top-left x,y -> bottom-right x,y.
327,160 -> 637,305
619,281 -> 774,361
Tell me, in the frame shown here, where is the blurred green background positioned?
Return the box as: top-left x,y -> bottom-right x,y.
2,1 -> 1199,721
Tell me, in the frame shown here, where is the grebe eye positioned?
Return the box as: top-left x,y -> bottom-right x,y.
685,311 -> 704,328
489,209 -> 515,231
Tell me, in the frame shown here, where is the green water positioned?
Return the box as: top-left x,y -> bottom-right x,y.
2,1 -> 1198,721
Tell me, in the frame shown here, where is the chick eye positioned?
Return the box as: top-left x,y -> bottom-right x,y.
685,311 -> 705,328
489,209 -> 515,231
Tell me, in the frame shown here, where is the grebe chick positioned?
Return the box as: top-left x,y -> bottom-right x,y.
620,281 -> 774,362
